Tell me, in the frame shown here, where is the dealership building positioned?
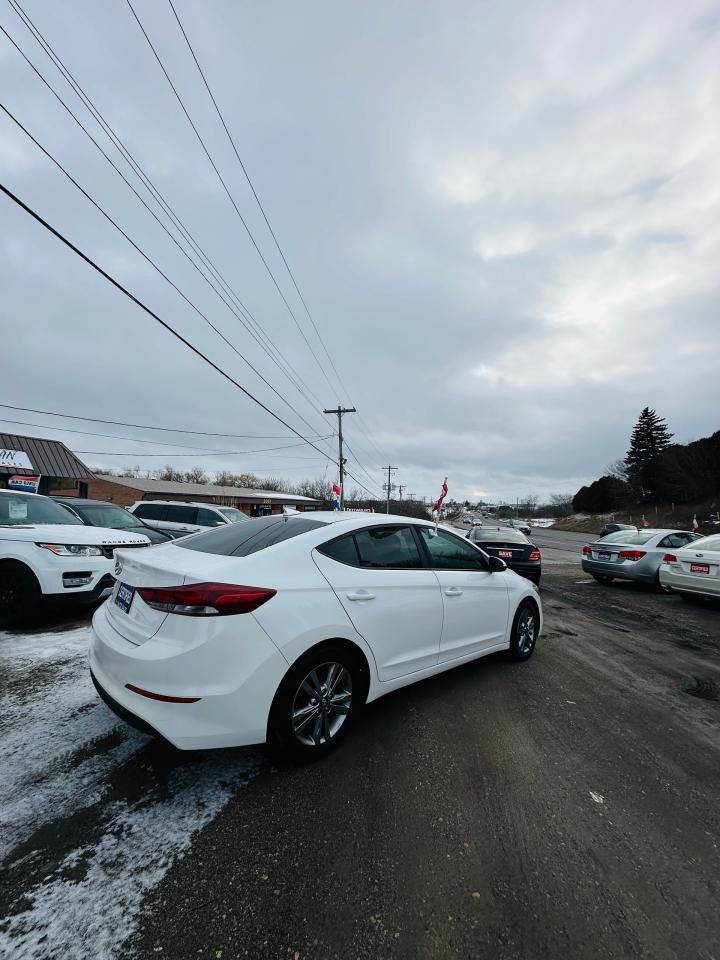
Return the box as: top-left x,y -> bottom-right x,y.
84,475 -> 322,516
0,432 -> 94,496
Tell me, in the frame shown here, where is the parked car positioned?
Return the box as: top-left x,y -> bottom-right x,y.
467,526 -> 542,585
659,533 -> 720,601
598,522 -> 636,539
582,528 -> 701,590
128,500 -> 249,538
506,519 -> 531,535
54,497 -> 174,544
0,489 -> 150,627
90,512 -> 542,757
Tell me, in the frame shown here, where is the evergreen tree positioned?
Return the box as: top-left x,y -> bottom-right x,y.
624,407 -> 673,501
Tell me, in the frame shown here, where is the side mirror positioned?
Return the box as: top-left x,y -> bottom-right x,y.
489,555 -> 507,573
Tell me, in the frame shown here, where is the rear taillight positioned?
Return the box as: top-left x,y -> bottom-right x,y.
663,553 -> 678,563
137,582 -> 276,616
582,545 -> 592,555
618,550 -> 646,561
528,550 -> 541,562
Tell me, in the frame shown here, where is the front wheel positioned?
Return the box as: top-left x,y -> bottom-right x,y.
0,561 -> 41,629
268,644 -> 367,760
507,600 -> 539,661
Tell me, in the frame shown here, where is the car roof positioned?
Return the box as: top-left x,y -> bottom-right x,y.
53,497 -> 125,507
133,499 -> 231,508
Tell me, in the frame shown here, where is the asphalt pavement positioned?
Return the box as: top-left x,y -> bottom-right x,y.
2,542 -> 720,959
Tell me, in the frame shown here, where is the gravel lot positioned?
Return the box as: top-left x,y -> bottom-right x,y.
1,528 -> 719,959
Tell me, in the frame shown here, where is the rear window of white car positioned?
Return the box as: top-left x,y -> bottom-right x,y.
176,515 -> 326,556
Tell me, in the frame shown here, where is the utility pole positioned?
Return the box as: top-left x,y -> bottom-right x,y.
383,465 -> 398,514
408,492 -> 416,501
398,484 -> 405,501
323,406 -> 356,509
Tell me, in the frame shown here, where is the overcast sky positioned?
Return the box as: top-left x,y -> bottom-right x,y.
2,0 -> 719,503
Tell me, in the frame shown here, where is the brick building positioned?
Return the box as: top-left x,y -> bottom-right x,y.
0,432 -> 94,496
85,475 -> 321,517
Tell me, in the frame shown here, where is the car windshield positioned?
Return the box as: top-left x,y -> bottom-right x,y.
69,503 -> 144,530
218,507 -> 249,522
600,530 -> 655,545
0,492 -> 83,526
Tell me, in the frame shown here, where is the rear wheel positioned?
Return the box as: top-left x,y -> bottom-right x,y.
591,573 -> 613,584
0,561 -> 41,629
507,600 -> 539,661
268,644 -> 367,759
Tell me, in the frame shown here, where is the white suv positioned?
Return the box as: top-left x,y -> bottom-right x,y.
0,490 -> 150,628
129,500 -> 249,538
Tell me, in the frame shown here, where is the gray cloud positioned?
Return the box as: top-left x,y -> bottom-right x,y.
2,0 -> 719,503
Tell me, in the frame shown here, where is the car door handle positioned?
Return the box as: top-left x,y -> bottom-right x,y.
444,587 -> 463,597
346,590 -> 376,601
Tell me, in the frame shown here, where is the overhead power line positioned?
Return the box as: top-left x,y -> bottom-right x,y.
124,0 -> 339,402
0,182 -> 380,499
4,2 -> 332,435
166,0 -> 348,400
0,416 -> 330,455
0,99 -> 326,442
0,402 -> 326,440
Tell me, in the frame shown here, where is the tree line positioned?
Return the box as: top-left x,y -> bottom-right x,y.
573,407 -> 720,513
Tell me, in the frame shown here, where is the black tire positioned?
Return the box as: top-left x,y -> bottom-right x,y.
591,574 -> 613,584
267,643 -> 368,760
0,561 -> 41,629
679,592 -> 703,604
507,599 -> 539,662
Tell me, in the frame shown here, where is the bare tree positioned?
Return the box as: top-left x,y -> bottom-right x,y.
184,466 -> 208,485
157,464 -> 186,482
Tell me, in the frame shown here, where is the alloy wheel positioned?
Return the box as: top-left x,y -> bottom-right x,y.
517,609 -> 536,655
291,661 -> 353,747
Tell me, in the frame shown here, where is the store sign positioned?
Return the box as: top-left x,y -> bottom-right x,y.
0,448 -> 34,471
8,474 -> 41,493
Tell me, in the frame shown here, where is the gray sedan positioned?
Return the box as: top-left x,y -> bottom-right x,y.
582,528 -> 701,590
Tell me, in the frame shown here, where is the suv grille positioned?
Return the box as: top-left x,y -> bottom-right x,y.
100,542 -> 150,559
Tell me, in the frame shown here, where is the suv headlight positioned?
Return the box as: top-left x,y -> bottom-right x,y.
37,543 -> 104,557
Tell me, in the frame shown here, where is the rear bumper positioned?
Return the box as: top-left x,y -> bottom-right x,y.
89,601 -> 288,750
581,559 -> 654,583
660,568 -> 720,598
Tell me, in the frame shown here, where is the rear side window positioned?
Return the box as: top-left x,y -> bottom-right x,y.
318,534 -> 360,566
658,532 -> 696,548
177,515 -> 326,556
134,503 -> 165,520
165,505 -> 196,524
353,526 -> 422,569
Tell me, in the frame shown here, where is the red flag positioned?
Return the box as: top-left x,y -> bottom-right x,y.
692,515 -> 699,532
332,483 -> 341,497
433,479 -> 448,514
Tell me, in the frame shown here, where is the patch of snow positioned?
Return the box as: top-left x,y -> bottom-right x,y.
0,623 -> 146,857
0,749 -> 261,959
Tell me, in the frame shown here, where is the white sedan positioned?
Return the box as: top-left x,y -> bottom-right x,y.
659,533 -> 720,601
0,489 -> 151,628
90,512 -> 542,757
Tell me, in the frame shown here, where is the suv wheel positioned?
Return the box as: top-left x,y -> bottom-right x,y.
0,562 -> 41,629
